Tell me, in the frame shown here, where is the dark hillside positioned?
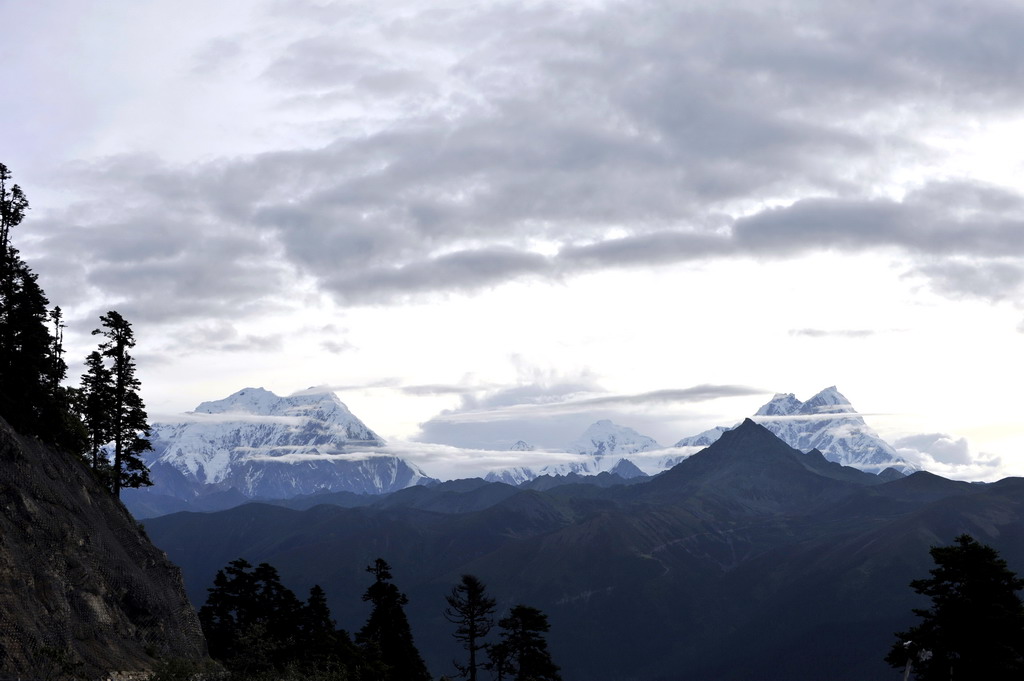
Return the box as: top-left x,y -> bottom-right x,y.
0,417 -> 207,677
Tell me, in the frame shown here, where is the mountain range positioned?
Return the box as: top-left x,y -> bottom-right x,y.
124,385 -> 911,519
142,419 -> 1024,681
488,386 -> 909,483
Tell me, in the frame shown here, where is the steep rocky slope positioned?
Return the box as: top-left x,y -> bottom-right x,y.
0,417 -> 207,677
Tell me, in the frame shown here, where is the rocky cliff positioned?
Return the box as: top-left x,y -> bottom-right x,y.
0,417 -> 207,677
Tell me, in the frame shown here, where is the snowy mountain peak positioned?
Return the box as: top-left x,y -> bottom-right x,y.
674,387 -> 913,474
754,393 -> 802,417
138,387 -> 433,500
799,386 -> 854,415
510,440 -> 535,451
187,388 -> 382,445
569,420 -> 660,457
196,387 -> 280,414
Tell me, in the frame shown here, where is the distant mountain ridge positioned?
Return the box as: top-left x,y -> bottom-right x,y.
124,388 -> 434,517
486,420 -> 658,484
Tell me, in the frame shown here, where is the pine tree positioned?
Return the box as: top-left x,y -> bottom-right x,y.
886,534 -> 1024,680
199,558 -> 257,664
488,605 -> 561,681
357,558 -> 431,681
445,574 -> 497,681
78,350 -> 115,473
88,311 -> 153,496
200,559 -> 360,678
301,584 -> 360,675
199,559 -> 307,673
0,162 -> 82,450
0,162 -> 28,252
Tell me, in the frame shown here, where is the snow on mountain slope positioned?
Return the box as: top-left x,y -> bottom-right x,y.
484,466 -> 537,486
674,425 -> 731,447
487,420 -> 662,482
568,420 -> 660,457
672,387 -> 912,473
144,387 -> 432,498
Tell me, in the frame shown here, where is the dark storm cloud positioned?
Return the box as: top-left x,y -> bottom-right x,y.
27,0 -> 1024,324
321,249 -> 554,302
730,184 -> 1024,258
557,183 -> 1024,301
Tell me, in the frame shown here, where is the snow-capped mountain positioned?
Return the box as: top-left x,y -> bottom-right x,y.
486,420 -> 659,482
674,425 -> 731,447
509,440 -> 535,452
674,386 -> 911,473
568,419 -> 660,457
540,420 -> 660,476
140,387 -> 433,499
484,466 -> 536,486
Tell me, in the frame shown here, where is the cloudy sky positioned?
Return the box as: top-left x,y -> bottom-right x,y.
4,0 -> 1024,480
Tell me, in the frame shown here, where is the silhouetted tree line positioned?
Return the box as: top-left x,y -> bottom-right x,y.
196,559 -> 561,681
0,162 -> 152,496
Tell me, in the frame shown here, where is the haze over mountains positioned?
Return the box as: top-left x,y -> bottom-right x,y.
488,386 -> 911,483
124,385 -> 914,519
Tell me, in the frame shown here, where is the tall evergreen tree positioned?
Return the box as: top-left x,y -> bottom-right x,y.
0,162 -> 82,451
89,310 -> 153,496
47,306 -> 66,393
199,559 -> 308,674
488,605 -> 561,681
0,162 -> 28,252
886,534 -> 1024,680
78,350 -> 115,472
445,574 -> 497,681
357,558 -> 431,681
300,584 -> 360,675
200,559 -> 360,678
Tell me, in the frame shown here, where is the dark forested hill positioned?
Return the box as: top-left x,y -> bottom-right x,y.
144,420 -> 1024,681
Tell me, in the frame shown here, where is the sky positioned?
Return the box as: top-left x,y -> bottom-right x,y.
3,0 -> 1024,481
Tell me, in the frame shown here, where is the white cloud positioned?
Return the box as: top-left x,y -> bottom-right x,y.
6,0 -> 1024,483
355,441 -> 595,481
895,432 -> 1005,481
151,412 -> 305,426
